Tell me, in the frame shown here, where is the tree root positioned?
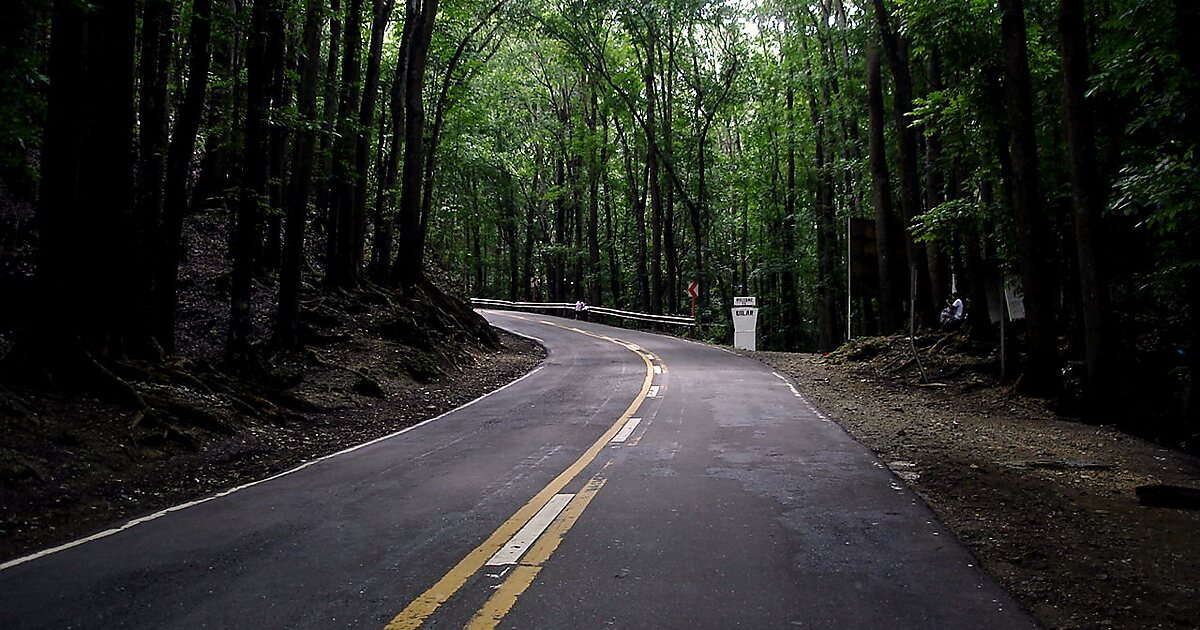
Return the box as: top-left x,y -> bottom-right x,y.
305,349 -> 387,399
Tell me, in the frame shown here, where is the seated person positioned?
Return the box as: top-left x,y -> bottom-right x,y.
940,294 -> 965,330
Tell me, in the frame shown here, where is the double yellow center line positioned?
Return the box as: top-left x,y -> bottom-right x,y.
384,315 -> 656,629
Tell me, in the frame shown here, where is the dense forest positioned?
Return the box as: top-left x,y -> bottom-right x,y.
0,0 -> 1196,437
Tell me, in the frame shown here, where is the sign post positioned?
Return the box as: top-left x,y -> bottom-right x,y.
732,296 -> 758,351
688,281 -> 699,320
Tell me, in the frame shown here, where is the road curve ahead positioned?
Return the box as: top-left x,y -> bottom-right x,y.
0,311 -> 1036,629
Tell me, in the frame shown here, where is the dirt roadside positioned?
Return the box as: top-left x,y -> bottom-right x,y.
751,341 -> 1200,630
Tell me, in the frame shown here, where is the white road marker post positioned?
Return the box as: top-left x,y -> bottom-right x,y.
732,296 -> 759,352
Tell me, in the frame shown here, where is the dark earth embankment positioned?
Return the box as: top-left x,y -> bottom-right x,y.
0,205 -> 545,562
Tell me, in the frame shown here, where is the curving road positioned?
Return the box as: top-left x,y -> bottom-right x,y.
0,311 -> 1037,629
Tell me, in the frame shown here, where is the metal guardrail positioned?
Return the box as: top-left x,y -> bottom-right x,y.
470,298 -> 695,327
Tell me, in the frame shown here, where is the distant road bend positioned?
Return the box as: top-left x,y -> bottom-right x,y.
0,311 -> 1036,629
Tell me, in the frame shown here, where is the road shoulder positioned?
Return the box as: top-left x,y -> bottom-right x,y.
754,350 -> 1200,630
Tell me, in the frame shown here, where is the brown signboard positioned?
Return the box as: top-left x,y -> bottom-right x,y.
847,217 -> 879,299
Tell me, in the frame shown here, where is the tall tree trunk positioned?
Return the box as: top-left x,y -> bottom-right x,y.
571,136 -> 584,301
91,0 -> 138,355
1174,0 -> 1200,434
326,0 -> 364,288
135,0 -> 173,354
691,126 -> 707,314
353,0 -> 396,276
551,148 -> 566,302
780,82 -> 800,351
616,114 -> 649,312
867,36 -> 903,333
391,0 -> 440,289
522,201 -> 535,300
23,0 -> 139,400
228,0 -> 276,367
999,0 -> 1060,394
603,124 -> 622,307
276,0 -> 324,348
156,0 -> 214,353
1060,0 -> 1114,419
809,63 -> 840,352
502,170 -> 520,300
261,0 -> 290,272
924,50 -> 949,309
587,88 -> 603,306
415,0 -> 507,279
191,0 -> 239,217
371,8 -> 415,283
470,176 -> 484,293
33,0 -> 87,366
318,0 -> 343,268
645,33 -> 663,315
661,36 -> 678,315
871,0 -> 933,326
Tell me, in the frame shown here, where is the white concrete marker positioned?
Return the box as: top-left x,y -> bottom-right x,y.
653,365 -> 662,374
647,385 -> 661,398
485,493 -> 574,566
611,417 -> 642,443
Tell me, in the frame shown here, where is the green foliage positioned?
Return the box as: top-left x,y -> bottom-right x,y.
0,0 -> 49,199
911,197 -> 975,243
402,0 -> 1196,360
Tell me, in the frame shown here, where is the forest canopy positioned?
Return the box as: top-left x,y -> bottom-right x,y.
0,0 -> 1196,435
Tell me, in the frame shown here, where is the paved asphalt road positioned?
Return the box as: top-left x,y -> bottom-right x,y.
0,311 -> 1037,629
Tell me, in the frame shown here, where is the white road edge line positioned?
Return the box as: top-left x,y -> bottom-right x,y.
773,372 -> 832,423
0,363 -> 549,572
771,371 -> 803,399
610,417 -> 642,444
485,493 -> 574,566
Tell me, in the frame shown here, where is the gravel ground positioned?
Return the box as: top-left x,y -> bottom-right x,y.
750,344 -> 1200,630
